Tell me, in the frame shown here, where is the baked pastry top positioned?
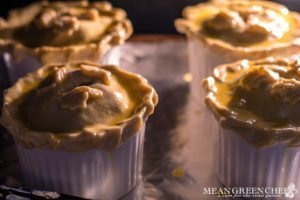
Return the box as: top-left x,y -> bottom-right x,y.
0,1 -> 132,65
1,63 -> 158,151
203,56 -> 300,147
176,0 -> 300,49
0,0 -> 132,47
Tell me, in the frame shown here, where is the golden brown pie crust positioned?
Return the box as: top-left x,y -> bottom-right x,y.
175,0 -> 300,61
1,62 -> 158,151
0,1 -> 132,65
203,56 -> 300,148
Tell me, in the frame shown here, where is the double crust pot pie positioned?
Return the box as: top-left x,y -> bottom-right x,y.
0,62 -> 158,199
203,57 -> 300,195
175,0 -> 300,134
1,62 -> 158,151
0,0 -> 132,82
175,0 -> 300,61
203,57 -> 300,148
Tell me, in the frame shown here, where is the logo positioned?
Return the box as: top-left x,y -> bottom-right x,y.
203,183 -> 298,199
285,183 -> 298,199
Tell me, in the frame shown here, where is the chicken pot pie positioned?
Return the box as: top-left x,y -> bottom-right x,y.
0,0 -> 133,83
0,62 -> 158,199
203,56 -> 300,194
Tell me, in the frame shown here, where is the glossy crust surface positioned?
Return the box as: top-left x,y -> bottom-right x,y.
175,0 -> 300,59
203,56 -> 300,148
0,1 -> 132,64
1,62 -> 158,151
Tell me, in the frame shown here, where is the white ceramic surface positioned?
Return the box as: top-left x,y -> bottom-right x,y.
3,46 -> 121,84
187,38 -> 223,136
215,127 -> 300,199
16,126 -> 145,200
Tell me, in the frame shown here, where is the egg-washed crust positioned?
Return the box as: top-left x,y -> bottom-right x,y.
203,56 -> 300,148
0,62 -> 158,152
0,1 -> 133,64
175,0 -> 300,61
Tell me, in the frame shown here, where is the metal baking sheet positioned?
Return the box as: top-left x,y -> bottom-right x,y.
0,36 -> 219,200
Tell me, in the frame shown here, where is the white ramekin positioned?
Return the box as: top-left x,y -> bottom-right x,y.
187,37 -> 230,104
188,37 -> 222,135
2,46 -> 120,84
187,37 -> 300,103
16,126 -> 145,200
215,127 -> 300,199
